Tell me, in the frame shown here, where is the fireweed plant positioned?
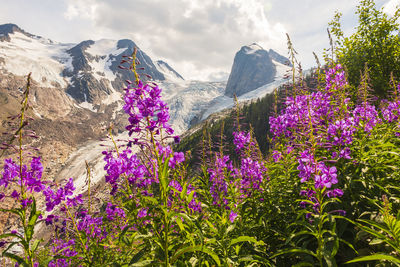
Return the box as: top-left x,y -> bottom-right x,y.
268,62 -> 400,265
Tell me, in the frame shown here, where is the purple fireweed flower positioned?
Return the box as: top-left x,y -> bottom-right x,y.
286,146 -> 294,154
157,144 -> 172,161
0,157 -> 45,193
300,189 -> 317,198
325,64 -> 347,92
314,163 -> 338,189
43,178 -> 78,212
103,149 -> 147,194
169,180 -> 183,192
299,189 -> 318,209
187,185 -> 202,213
49,239 -> 78,267
45,214 -> 56,226
326,189 -> 344,198
173,135 -> 181,144
270,92 -> 335,139
66,194 -> 83,207
382,100 -> 400,122
169,152 -> 185,169
240,157 -> 265,196
123,81 -> 174,137
297,150 -> 316,183
229,211 -> 238,223
1,158 -> 18,188
11,190 -> 20,199
20,198 -> 33,208
208,155 -> 235,206
327,118 -> 355,146
138,207 -> 148,218
168,180 -> 202,213
76,214 -> 104,240
233,131 -> 251,151
339,147 -> 351,159
105,202 -> 126,221
353,104 -> 381,132
272,150 -> 283,162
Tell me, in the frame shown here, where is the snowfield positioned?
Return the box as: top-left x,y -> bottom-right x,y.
0,32 -> 74,88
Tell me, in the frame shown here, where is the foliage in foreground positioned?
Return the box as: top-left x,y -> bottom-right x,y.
1,1 -> 400,265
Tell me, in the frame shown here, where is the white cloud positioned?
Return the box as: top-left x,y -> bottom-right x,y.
383,0 -> 400,16
64,0 -> 98,20
62,0 -> 288,80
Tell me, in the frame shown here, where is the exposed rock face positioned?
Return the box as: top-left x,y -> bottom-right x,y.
0,23 -> 34,41
65,39 -> 167,103
225,43 -> 288,97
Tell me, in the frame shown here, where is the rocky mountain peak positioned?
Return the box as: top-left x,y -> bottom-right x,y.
0,23 -> 22,35
117,39 -> 136,50
0,23 -> 34,41
242,43 -> 264,54
225,43 -> 276,97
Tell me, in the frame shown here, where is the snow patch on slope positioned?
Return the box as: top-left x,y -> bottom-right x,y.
86,39 -> 125,81
155,61 -> 184,83
78,101 -> 97,112
0,32 -> 73,87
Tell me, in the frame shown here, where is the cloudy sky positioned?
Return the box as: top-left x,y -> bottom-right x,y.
0,0 -> 398,81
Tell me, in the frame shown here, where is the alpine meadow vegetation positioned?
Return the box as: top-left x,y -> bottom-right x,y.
1,0 -> 400,266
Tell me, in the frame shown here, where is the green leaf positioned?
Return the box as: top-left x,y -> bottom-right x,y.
41,256 -> 58,266
129,246 -> 150,264
357,218 -> 392,236
118,225 -> 131,241
338,238 -> 358,254
2,242 -> 19,255
31,239 -> 40,253
27,208 -> 40,241
130,260 -> 154,266
174,216 -> 185,232
180,182 -> 189,200
159,159 -> 170,192
271,248 -> 317,258
28,197 -> 37,223
287,230 -> 318,244
229,236 -> 259,247
171,244 -> 221,265
346,253 -> 400,264
0,233 -> 23,240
